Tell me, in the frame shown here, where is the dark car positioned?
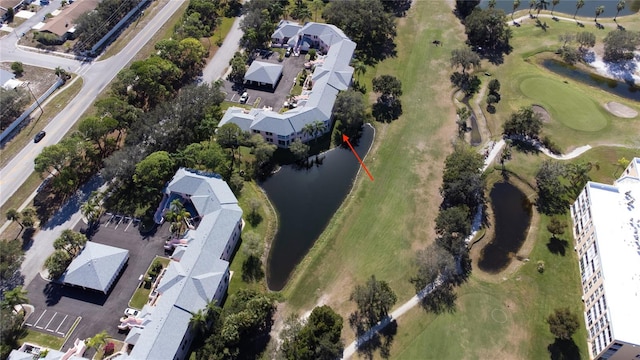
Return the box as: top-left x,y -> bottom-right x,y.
34,131 -> 46,143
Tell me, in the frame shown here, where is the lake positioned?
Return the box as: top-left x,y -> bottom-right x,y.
480,0 -> 639,18
478,182 -> 532,273
262,125 -> 375,291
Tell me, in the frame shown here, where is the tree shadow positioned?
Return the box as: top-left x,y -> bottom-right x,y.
511,139 -> 541,154
242,255 -> 264,282
372,100 -> 402,123
356,319 -> 397,360
420,282 -> 457,314
548,338 -> 581,360
21,228 -> 35,251
546,237 -> 568,256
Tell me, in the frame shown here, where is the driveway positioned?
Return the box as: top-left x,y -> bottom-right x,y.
24,216 -> 169,351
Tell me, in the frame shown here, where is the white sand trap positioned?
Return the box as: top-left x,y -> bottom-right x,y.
604,102 -> 638,119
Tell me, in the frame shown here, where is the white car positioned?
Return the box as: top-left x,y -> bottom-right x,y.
239,92 -> 249,104
124,308 -> 139,317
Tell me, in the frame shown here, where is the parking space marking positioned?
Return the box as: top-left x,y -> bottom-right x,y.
55,315 -> 68,333
30,309 -> 47,328
44,312 -> 57,330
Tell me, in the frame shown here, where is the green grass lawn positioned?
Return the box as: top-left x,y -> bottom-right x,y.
277,1 -> 639,358
19,330 -> 65,350
282,0 -> 468,337
481,16 -> 640,150
519,76 -> 608,132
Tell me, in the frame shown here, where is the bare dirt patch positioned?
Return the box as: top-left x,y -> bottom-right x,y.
604,101 -> 638,118
532,104 -> 551,123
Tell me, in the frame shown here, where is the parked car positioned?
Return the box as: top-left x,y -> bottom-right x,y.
34,131 -> 46,143
239,92 -> 249,104
124,308 -> 139,317
285,48 -> 292,57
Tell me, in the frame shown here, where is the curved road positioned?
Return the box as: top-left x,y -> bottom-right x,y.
0,0 -> 187,208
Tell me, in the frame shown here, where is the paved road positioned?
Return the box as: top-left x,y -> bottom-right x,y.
0,0 -> 187,208
201,15 -> 244,82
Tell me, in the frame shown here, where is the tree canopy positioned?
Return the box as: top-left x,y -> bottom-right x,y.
502,105 -> 543,140
464,8 -> 512,62
603,29 -> 640,62
332,90 -> 368,138
349,275 -> 397,335
280,305 -> 344,360
322,0 -> 397,62
440,143 -> 486,213
547,308 -> 580,340
535,160 -> 570,215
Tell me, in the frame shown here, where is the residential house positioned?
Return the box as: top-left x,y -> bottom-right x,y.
38,0 -> 98,42
219,22 -> 355,148
570,157 -> 640,359
0,0 -> 23,22
121,168 -> 243,360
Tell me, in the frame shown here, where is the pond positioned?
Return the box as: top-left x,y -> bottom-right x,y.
262,125 -> 375,291
480,0 -> 639,18
478,182 -> 532,273
541,58 -> 640,102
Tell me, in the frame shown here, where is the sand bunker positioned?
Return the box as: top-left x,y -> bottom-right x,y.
604,102 -> 638,119
532,104 -> 551,123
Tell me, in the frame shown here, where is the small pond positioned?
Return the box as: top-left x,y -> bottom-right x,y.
478,182 -> 532,273
480,0 -> 639,18
541,59 -> 640,102
262,125 -> 375,291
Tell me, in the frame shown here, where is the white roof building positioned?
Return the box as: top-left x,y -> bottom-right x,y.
570,157 -> 640,359
243,61 -> 283,88
219,22 -> 356,148
59,242 -> 129,294
123,168 -> 243,360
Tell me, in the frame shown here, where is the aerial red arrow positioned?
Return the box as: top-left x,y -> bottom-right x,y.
342,134 -> 374,181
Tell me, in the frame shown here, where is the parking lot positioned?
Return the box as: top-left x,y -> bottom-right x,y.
25,309 -> 80,338
222,51 -> 307,110
25,215 -> 169,350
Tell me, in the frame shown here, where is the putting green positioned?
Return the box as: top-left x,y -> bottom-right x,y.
519,77 -> 608,132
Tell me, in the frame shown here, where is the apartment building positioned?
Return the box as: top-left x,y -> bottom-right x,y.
570,158 -> 640,360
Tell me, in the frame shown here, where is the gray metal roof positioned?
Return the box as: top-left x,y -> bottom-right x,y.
0,69 -> 15,86
59,242 -> 129,293
244,61 -> 283,85
271,20 -> 301,40
126,169 -> 242,359
219,23 -> 355,146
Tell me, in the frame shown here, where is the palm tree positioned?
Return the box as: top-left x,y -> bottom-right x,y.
302,123 -> 315,142
6,209 -> 23,231
21,208 -> 37,229
86,330 -> 109,350
351,59 -> 367,81
574,0 -> 584,19
2,286 -> 28,313
536,0 -> 549,17
550,0 -> 560,15
298,6 -> 312,23
189,309 -> 208,338
512,0 -> 521,21
488,0 -> 497,8
528,0 -> 536,15
614,0 -> 625,21
310,0 -> 323,22
594,5 -> 604,22
312,120 -> 326,140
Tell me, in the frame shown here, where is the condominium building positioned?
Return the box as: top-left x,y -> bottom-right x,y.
570,157 -> 640,360
219,21 -> 356,148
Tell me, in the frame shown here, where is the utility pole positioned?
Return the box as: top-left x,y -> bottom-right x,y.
24,82 -> 43,114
